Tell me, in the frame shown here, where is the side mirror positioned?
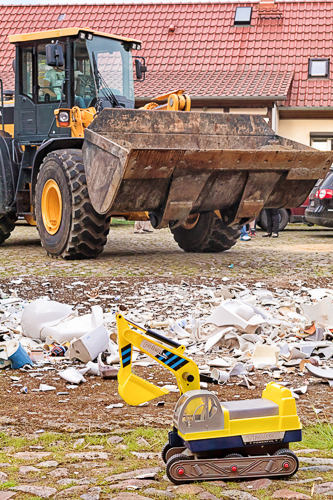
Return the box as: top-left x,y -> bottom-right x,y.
135,58 -> 147,81
45,42 -> 64,67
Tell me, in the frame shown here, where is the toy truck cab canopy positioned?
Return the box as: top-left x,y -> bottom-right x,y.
174,390 -> 225,434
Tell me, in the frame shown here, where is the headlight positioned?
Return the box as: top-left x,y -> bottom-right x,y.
58,111 -> 70,123
131,42 -> 141,50
87,33 -> 93,40
79,32 -> 86,40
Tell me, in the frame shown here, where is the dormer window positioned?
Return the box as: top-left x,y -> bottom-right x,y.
234,7 -> 252,26
309,58 -> 330,78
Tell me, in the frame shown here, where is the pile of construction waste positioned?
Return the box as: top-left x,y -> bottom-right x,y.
1,280 -> 333,398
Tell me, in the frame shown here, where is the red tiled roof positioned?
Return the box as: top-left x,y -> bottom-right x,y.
0,2 -> 332,107
139,69 -> 294,99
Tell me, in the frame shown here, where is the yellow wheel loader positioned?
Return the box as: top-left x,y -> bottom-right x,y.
0,27 -> 332,258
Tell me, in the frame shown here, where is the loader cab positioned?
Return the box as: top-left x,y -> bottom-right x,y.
10,28 -> 138,144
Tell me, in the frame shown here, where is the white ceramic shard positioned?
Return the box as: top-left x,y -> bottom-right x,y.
305,364 -> 333,380
251,344 -> 280,368
59,368 -> 86,384
39,384 -> 56,391
67,325 -> 109,363
206,299 -> 265,334
211,368 -> 229,383
208,357 -> 232,368
302,296 -> 333,328
229,362 -> 247,377
204,327 -> 233,352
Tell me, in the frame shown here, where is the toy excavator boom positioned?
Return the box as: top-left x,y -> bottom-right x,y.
116,314 -> 213,406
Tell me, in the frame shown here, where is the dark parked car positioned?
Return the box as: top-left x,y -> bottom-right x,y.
305,171 -> 333,227
257,199 -> 310,232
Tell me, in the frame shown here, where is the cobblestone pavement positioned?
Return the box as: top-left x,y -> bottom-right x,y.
0,221 -> 333,278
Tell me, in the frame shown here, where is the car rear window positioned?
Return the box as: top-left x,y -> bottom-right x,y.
320,171 -> 333,189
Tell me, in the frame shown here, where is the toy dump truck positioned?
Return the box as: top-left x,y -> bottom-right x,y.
1,27 -> 333,258
115,315 -> 302,484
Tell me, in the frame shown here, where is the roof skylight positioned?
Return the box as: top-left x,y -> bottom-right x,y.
234,7 -> 252,26
308,58 -> 330,78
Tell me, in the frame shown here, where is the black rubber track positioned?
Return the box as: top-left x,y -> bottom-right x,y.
171,212 -> 241,253
0,214 -> 16,245
36,149 -> 110,259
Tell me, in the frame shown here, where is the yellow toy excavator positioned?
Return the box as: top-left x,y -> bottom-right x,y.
116,314 -> 302,484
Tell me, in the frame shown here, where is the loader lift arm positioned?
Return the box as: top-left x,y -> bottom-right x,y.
116,314 -> 217,406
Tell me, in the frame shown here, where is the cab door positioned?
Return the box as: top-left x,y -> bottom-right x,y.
14,45 -> 36,139
35,42 -> 70,140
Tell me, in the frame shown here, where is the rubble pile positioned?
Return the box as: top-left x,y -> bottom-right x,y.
1,279 -> 333,399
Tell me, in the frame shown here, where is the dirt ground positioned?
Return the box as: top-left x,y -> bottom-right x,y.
1,220 -> 333,279
1,222 -> 333,499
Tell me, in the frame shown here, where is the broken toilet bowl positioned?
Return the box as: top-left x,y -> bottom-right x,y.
21,300 -> 104,342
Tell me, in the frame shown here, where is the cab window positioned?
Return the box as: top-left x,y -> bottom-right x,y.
74,39 -> 96,107
37,44 -> 65,103
181,396 -> 206,428
21,47 -> 33,99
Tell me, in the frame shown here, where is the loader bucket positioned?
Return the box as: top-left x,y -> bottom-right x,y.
83,109 -> 333,226
118,372 -> 169,406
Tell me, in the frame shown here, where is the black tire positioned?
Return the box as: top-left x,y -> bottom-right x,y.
258,209 -> 289,232
0,214 -> 16,245
273,448 -> 299,477
171,212 -> 240,253
166,453 -> 192,484
35,149 -> 110,259
162,443 -> 172,464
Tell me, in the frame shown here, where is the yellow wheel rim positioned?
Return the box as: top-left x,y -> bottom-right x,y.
182,214 -> 200,230
41,179 -> 62,235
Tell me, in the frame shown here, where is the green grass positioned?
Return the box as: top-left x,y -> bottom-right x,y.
0,480 -> 17,491
301,421 -> 333,452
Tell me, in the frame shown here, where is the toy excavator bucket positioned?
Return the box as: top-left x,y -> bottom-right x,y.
116,314 -> 201,406
117,315 -> 170,405
118,372 -> 169,406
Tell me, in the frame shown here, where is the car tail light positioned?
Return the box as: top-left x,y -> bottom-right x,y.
316,189 -> 333,199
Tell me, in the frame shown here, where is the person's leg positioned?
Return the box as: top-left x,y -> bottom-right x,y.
266,209 -> 273,234
142,220 -> 153,232
271,208 -> 279,235
240,225 -> 247,237
249,219 -> 256,235
134,221 -> 144,233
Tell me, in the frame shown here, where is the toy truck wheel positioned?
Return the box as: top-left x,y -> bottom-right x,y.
166,454 -> 192,484
224,453 -> 243,459
273,448 -> 299,477
162,443 -> 186,463
171,212 -> 240,253
35,149 -> 110,259
0,214 -> 17,245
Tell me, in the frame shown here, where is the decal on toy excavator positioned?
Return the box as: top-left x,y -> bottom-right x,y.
116,314 -> 206,406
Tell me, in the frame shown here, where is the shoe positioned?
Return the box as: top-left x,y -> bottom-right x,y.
240,234 -> 251,241
272,233 -> 279,238
142,229 -> 154,233
249,230 -> 256,236
134,229 -> 143,234
262,233 -> 272,237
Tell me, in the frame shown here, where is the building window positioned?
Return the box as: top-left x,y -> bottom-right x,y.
234,7 -> 252,26
310,135 -> 333,151
308,58 -> 330,78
